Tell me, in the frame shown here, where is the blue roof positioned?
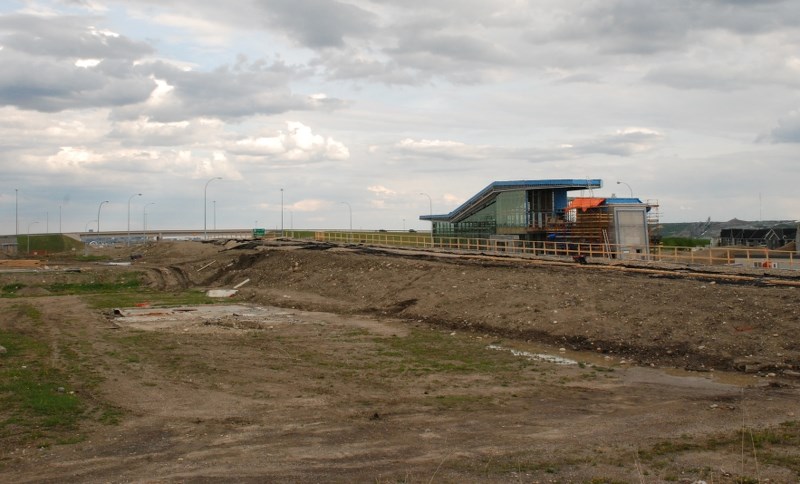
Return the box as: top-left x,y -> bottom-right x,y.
420,179 -> 603,222
604,197 -> 644,204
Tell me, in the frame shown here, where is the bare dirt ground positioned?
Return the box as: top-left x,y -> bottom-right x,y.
1,239 -> 799,483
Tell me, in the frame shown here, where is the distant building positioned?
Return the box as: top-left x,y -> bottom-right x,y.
419,179 -> 653,253
718,227 -> 796,249
0,235 -> 17,255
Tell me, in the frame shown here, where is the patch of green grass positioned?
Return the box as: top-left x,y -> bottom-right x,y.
10,302 -> 43,322
636,422 -> 800,478
46,273 -> 142,294
0,330 -> 85,444
87,289 -> 214,309
377,330 -> 521,375
0,312 -> 126,452
1,272 -> 144,299
16,234 -> 84,254
56,434 -> 87,445
97,406 -> 124,425
109,331 -> 163,360
2,283 -> 26,295
640,440 -> 699,459
0,328 -> 48,358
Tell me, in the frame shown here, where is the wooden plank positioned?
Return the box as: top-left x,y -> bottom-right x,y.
0,259 -> 42,267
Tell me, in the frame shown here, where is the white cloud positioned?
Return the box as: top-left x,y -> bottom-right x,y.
75,58 -> 102,68
46,146 -> 104,171
442,193 -> 463,206
290,199 -> 331,212
151,13 -> 232,47
231,122 -> 350,162
368,185 -> 397,196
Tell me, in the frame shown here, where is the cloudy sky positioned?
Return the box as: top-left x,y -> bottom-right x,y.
1,0 -> 798,234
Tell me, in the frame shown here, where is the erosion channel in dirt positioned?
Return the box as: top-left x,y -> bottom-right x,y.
1,239 -> 798,483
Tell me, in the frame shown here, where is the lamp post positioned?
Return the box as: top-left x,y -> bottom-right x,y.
616,180 -> 633,198
339,201 -> 352,243
143,202 -> 155,242
420,192 -> 433,247
27,221 -> 38,254
97,200 -> 109,233
204,177 -> 222,239
280,188 -> 284,237
15,188 -> 18,236
127,193 -> 142,246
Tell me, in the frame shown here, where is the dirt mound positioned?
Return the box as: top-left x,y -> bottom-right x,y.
150,240 -> 223,259
15,286 -> 52,296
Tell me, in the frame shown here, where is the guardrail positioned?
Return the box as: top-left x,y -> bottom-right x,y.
315,231 -> 799,271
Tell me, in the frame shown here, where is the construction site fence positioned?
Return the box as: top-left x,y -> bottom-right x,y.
314,231 -> 799,271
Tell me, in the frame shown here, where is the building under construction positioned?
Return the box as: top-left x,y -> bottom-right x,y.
420,179 -> 657,253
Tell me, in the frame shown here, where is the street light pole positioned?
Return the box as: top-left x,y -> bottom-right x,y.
280,188 -> 284,237
15,188 -> 18,236
420,192 -> 433,247
97,200 -> 109,233
143,202 -> 155,242
616,180 -> 633,198
27,221 -> 38,254
339,201 -> 352,243
127,193 -> 142,246
204,177 -> 222,239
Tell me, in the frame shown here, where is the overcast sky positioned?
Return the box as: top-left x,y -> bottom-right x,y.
1,0 -> 798,234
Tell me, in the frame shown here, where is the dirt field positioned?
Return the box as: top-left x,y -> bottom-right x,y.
1,239 -> 799,483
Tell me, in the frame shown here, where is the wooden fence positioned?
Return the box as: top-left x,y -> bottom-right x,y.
314,231 -> 799,271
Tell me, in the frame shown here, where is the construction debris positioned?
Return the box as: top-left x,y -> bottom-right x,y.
233,278 -> 250,289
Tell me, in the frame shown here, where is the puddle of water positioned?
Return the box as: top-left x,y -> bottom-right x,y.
486,344 -> 577,366
485,342 -> 755,390
621,366 -> 747,392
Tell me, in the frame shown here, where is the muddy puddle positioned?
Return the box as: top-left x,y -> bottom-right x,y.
496,338 -> 762,390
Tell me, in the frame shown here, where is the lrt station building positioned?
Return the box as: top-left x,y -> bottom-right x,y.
420,179 -> 653,254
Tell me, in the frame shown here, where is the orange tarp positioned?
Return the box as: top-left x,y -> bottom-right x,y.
566,197 -> 605,212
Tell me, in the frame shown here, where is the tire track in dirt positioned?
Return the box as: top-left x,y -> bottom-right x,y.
141,265 -> 191,291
